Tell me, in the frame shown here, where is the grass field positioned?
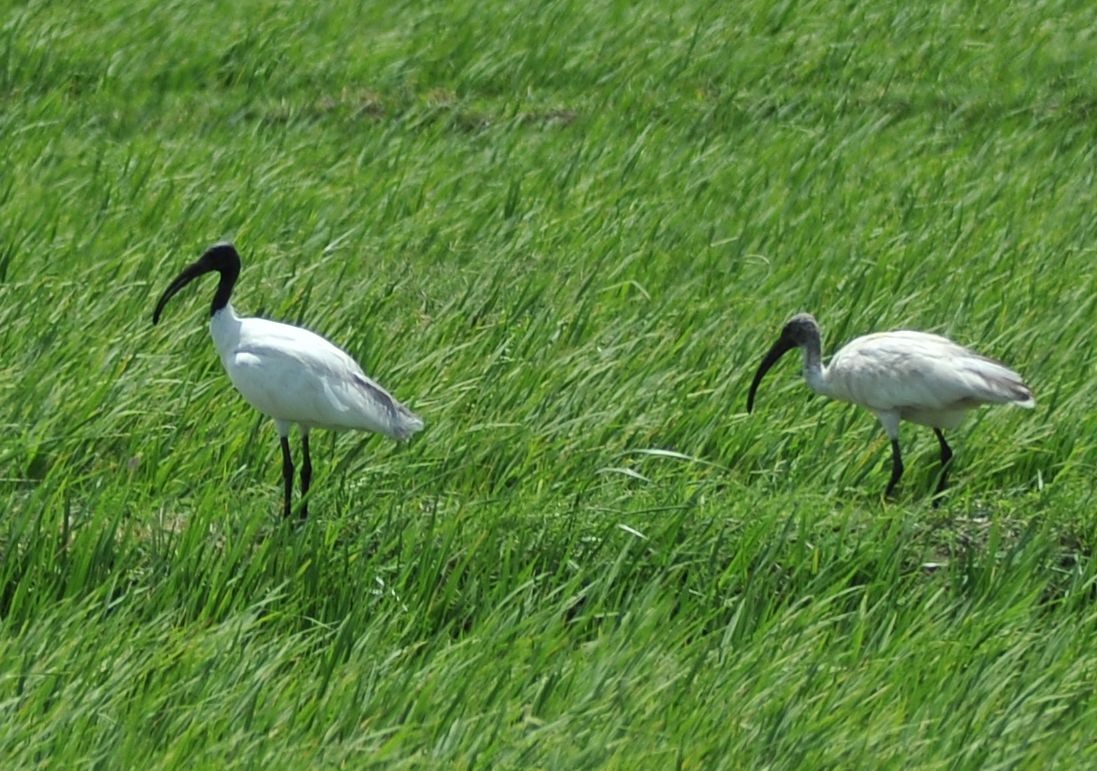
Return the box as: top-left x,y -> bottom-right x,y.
2,0 -> 1097,767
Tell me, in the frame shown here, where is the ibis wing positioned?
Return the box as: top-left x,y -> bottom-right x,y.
827,331 -> 1034,412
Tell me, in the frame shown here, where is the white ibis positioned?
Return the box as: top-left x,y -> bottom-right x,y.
747,313 -> 1035,499
152,242 -> 424,520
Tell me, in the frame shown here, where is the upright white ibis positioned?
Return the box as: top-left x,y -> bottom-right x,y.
152,242 -> 424,520
747,313 -> 1034,499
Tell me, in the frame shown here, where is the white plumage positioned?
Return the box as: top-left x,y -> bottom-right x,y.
817,330 -> 1034,433
747,313 -> 1034,499
153,242 -> 423,519
211,310 -> 422,440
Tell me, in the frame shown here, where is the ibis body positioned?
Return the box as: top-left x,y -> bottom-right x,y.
747,313 -> 1034,499
152,243 -> 423,519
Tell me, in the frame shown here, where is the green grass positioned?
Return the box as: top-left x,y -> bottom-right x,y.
2,0 -> 1097,767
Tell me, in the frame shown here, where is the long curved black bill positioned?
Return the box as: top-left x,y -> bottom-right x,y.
747,336 -> 795,413
152,259 -> 214,325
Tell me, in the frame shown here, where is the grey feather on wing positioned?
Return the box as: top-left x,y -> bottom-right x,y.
962,357 -> 1033,404
353,373 -> 399,417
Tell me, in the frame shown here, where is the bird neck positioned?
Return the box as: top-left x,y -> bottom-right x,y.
209,303 -> 242,359
210,260 -> 240,317
800,336 -> 827,394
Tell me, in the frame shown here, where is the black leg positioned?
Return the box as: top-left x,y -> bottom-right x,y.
280,436 -> 294,519
933,429 -> 953,498
299,433 -> 312,521
885,439 -> 904,498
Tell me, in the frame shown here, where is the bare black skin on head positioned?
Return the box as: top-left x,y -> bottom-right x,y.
152,242 -> 242,324
746,313 -> 821,413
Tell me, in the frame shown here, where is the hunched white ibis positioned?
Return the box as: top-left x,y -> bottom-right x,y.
152,242 -> 424,519
747,313 -> 1034,499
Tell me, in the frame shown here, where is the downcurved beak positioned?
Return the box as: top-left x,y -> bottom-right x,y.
152,258 -> 214,325
747,335 -> 795,413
